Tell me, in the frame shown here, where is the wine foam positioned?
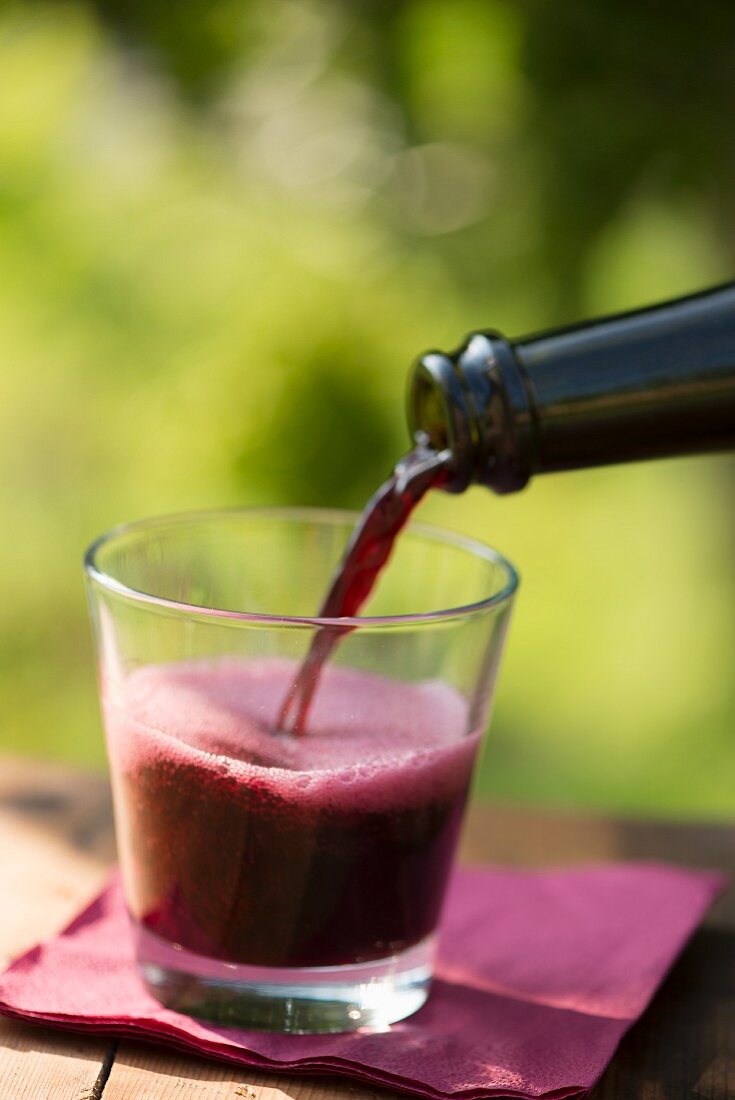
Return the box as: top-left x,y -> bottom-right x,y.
103,659 -> 479,815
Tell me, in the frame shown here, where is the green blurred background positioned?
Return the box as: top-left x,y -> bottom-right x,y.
2,0 -> 733,817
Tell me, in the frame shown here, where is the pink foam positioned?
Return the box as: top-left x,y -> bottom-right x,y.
103,659 -> 479,814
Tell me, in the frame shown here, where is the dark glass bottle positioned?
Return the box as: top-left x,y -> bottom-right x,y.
407,282 -> 735,493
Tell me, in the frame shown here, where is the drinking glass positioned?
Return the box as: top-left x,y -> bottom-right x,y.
84,508 -> 517,1033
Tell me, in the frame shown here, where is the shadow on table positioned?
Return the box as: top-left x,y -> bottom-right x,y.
590,925 -> 735,1099
0,758 -> 115,861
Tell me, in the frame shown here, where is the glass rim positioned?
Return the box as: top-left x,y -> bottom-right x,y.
84,506 -> 519,629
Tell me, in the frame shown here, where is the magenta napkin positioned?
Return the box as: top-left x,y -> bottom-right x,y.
0,865 -> 724,1099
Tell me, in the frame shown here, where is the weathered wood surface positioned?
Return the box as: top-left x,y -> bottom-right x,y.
0,755 -> 732,1099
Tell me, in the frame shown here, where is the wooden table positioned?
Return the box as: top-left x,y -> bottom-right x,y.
0,755 -> 732,1099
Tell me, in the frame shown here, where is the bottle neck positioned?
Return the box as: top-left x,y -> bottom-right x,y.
407,282 -> 735,493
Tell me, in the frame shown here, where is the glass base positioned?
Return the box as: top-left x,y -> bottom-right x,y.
135,923 -> 435,1033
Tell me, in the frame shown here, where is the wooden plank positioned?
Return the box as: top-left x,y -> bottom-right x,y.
0,761 -> 114,1097
0,1021 -> 113,1100
0,755 -> 115,863
105,1045 -> 383,1100
0,807 -> 108,966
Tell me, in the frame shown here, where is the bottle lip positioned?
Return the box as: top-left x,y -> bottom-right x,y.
407,332 -> 535,494
406,351 -> 474,491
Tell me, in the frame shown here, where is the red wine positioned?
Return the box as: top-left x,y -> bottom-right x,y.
278,438 -> 450,734
104,660 -> 478,968
101,441 -> 468,973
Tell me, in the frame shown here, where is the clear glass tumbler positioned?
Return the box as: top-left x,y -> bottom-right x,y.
84,508 -> 517,1033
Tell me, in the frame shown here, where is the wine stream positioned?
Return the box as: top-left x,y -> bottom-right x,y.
277,439 -> 451,734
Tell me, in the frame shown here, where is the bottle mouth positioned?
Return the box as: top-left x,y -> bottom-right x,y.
406,352 -> 474,492
407,332 -> 535,496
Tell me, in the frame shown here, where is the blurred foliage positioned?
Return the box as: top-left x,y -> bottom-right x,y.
1,0 -> 733,817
